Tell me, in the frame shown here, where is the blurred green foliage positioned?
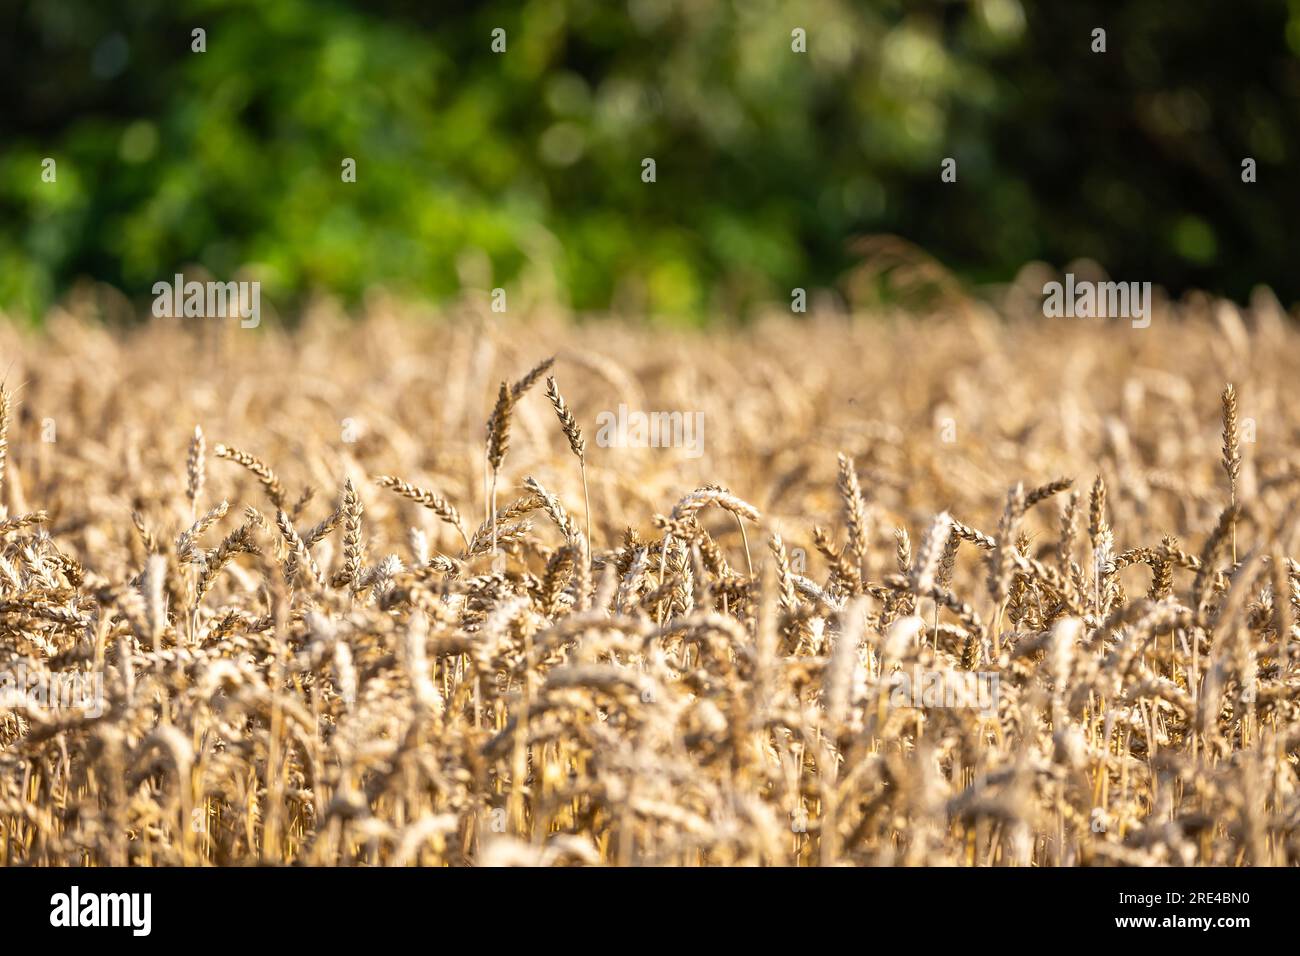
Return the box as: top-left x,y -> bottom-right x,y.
2,0 -> 1299,319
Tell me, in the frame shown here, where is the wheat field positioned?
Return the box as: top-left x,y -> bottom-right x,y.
1,291 -> 1298,866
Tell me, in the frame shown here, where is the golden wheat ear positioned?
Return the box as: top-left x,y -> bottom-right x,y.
1221,383 -> 1241,561
545,374 -> 592,555
213,442 -> 286,510
373,475 -> 468,550
485,381 -> 514,555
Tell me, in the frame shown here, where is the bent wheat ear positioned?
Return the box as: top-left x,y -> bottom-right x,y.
0,509 -> 48,536
523,476 -> 580,542
510,355 -> 556,400
214,442 -> 286,509
176,500 -> 228,563
1025,476 -> 1072,509
374,475 -> 468,549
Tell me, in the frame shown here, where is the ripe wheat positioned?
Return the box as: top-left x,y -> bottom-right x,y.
0,298 -> 1298,866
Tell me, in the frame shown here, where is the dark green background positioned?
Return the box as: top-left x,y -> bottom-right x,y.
3,0 -> 1298,319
